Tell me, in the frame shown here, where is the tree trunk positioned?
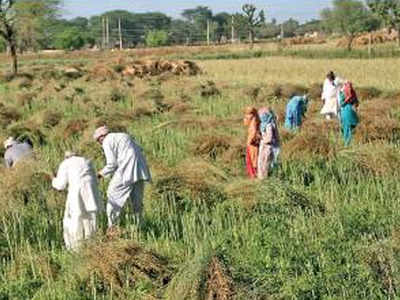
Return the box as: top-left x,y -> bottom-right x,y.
249,30 -> 254,49
10,40 -> 18,75
397,28 -> 400,47
347,35 -> 353,52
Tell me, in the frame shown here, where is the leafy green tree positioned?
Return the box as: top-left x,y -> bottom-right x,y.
54,27 -> 85,50
241,4 -> 266,48
367,0 -> 400,45
181,6 -> 212,42
0,0 -> 60,74
145,30 -> 168,47
295,19 -> 322,36
282,18 -> 300,37
321,0 -> 379,51
14,0 -> 61,53
212,12 -> 231,42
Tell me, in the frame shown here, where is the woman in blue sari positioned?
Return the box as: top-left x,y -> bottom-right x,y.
284,95 -> 308,130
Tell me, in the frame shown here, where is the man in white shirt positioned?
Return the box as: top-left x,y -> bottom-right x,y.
93,126 -> 151,228
52,151 -> 102,250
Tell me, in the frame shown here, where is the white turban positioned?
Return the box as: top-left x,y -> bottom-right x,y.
64,151 -> 77,158
4,137 -> 17,149
93,125 -> 109,141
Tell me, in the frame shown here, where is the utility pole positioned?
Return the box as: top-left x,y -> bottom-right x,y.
207,19 -> 210,46
118,18 -> 123,50
102,17 -> 106,49
106,16 -> 110,49
231,15 -> 235,44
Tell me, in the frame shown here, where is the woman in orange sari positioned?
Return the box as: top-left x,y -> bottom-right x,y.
243,107 -> 261,179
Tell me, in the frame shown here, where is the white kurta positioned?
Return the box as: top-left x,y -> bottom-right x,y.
321,78 -> 339,118
52,156 -> 102,250
99,133 -> 151,227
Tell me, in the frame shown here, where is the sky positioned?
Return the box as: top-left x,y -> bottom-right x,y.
62,0 -> 333,23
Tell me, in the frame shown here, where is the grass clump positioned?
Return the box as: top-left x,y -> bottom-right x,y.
80,239 -> 171,296
165,251 -> 233,300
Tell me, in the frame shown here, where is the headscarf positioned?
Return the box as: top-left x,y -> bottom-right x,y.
93,125 -> 109,141
64,151 -> 77,159
243,106 -> 260,127
4,137 -> 17,149
343,81 -> 358,104
259,108 -> 277,133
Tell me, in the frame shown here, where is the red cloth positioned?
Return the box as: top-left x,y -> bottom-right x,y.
344,82 -> 358,105
246,146 -> 257,179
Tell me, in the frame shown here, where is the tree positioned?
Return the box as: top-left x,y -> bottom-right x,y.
281,18 -> 300,37
14,0 -> 61,53
241,4 -> 266,48
145,30 -> 168,47
367,0 -> 400,45
213,12 -> 231,42
295,19 -> 322,36
321,0 -> 379,51
182,6 -> 212,42
0,0 -> 19,74
54,27 -> 85,50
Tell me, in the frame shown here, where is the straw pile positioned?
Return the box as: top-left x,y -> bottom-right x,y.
284,36 -> 326,46
122,60 -> 201,78
82,239 -> 170,295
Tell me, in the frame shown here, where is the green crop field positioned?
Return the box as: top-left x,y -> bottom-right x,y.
1,43 -> 400,300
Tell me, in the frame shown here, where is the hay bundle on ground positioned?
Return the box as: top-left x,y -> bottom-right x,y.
60,119 -> 89,139
355,99 -> 400,143
199,81 -> 220,98
254,179 -> 325,215
61,67 -> 84,80
357,86 -> 382,100
34,110 -> 62,128
6,120 -> 46,145
269,83 -> 308,99
193,134 -> 231,159
165,253 -> 234,300
121,59 -> 201,79
205,256 -> 234,300
0,161 -> 51,212
15,92 -> 37,107
359,240 -> 398,297
82,239 -> 170,295
153,159 -> 227,207
285,36 -> 326,46
282,124 -> 337,161
0,104 -> 21,128
339,144 -> 400,176
224,179 -> 261,209
90,64 -> 116,81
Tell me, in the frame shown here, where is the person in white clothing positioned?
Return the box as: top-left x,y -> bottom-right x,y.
93,126 -> 151,228
321,71 -> 340,120
52,151 -> 102,250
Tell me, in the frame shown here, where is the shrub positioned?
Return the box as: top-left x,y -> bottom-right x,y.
145,30 -> 169,47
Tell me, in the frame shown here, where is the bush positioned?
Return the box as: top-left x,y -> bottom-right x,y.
54,27 -> 85,50
145,30 -> 169,47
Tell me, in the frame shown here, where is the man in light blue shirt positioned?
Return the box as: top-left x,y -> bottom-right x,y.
4,137 -> 33,168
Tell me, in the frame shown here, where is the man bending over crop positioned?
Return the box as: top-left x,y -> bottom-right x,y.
3,137 -> 33,168
94,126 -> 151,228
52,151 -> 102,250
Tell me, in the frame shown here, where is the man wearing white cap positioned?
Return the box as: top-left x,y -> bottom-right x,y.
93,126 -> 151,227
3,137 -> 33,168
52,151 -> 102,250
